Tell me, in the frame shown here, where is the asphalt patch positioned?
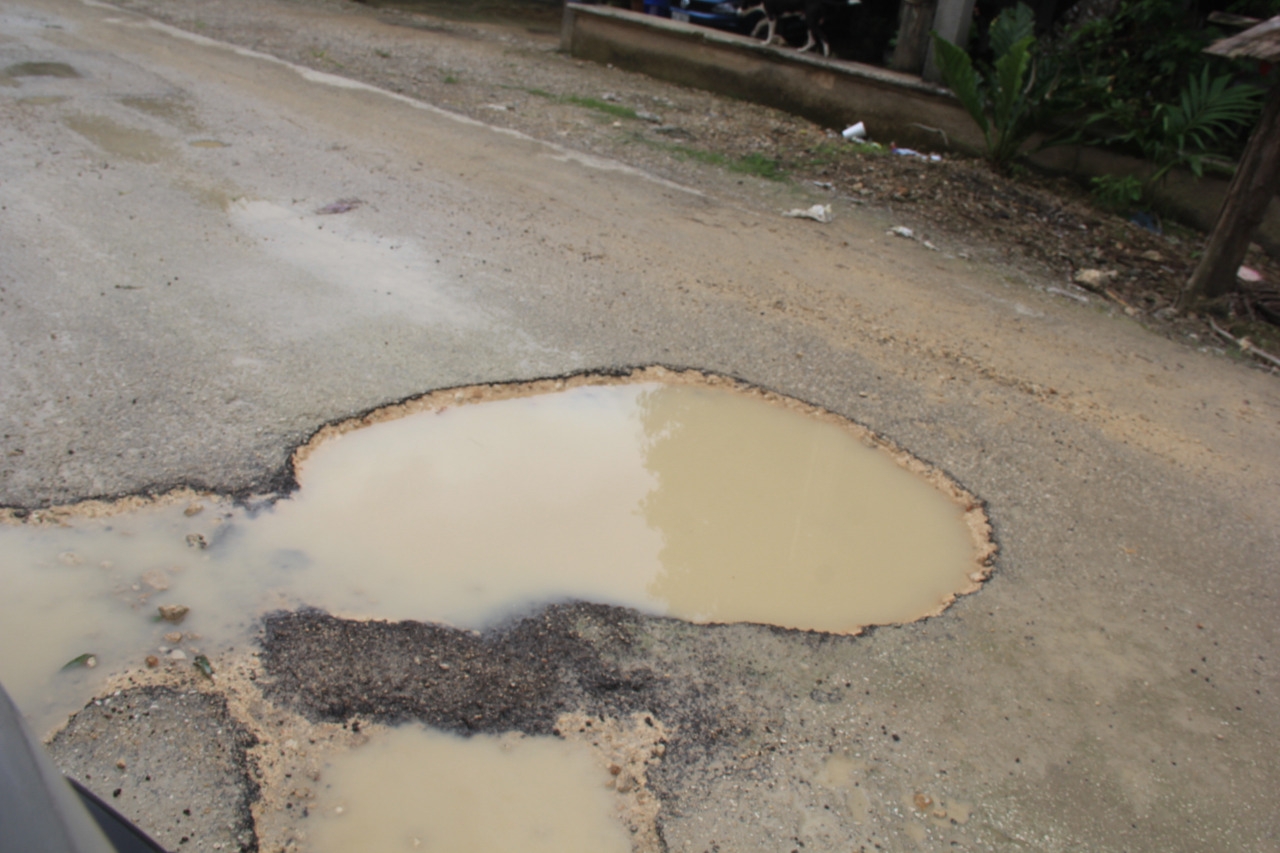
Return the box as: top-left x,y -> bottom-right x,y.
259,604 -> 666,735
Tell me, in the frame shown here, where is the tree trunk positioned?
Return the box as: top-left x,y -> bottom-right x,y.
890,0 -> 938,74
922,0 -> 976,82
1181,82 -> 1280,309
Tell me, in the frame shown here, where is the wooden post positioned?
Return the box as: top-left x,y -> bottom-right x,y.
890,0 -> 939,74
1180,82 -> 1280,308
922,0 -> 976,83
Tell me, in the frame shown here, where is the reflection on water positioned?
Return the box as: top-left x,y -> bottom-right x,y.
309,725 -> 631,853
0,378 -> 986,731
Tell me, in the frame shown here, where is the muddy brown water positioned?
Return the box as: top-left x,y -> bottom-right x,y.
308,725 -> 631,852
0,372 -> 991,845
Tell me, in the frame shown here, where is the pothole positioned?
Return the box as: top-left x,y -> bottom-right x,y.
306,723 -> 633,852
1,368 -> 993,848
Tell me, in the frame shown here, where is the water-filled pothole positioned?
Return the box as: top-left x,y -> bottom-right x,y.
307,725 -> 632,853
0,369 -> 992,731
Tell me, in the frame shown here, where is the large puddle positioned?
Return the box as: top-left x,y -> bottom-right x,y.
1,374 -> 991,730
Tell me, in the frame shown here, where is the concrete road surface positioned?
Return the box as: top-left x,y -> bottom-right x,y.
2,0 -> 1278,850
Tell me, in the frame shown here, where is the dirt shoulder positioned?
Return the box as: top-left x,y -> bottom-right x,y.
106,0 -> 1280,361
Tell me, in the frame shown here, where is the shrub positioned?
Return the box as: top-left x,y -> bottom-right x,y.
932,3 -> 1064,172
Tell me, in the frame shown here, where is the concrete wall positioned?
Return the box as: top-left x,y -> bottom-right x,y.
561,4 -> 984,153
561,3 -> 1280,253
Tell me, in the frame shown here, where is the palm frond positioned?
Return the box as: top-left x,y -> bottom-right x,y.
1163,67 -> 1261,151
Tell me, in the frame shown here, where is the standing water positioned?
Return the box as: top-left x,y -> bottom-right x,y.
0,372 -> 992,847
1,375 -> 992,724
307,726 -> 632,853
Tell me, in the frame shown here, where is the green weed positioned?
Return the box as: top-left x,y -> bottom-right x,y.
563,95 -> 636,119
525,89 -> 637,120
637,137 -> 786,181
731,152 -> 786,180
1090,174 -> 1143,212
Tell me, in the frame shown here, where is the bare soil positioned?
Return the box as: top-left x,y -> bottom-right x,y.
108,0 -> 1280,363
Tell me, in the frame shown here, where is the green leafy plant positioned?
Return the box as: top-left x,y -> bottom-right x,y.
931,3 -> 1061,171
1089,174 -> 1143,212
1056,0 -> 1212,115
1118,68 -> 1261,187
987,1 -> 1035,58
1049,0 -> 1269,167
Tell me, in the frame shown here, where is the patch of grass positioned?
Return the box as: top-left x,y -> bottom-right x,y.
635,137 -> 786,181
800,141 -> 849,167
443,74 -> 460,84
524,88 -> 637,120
652,141 -> 728,167
731,152 -> 785,181
563,95 -> 636,120
374,49 -> 392,58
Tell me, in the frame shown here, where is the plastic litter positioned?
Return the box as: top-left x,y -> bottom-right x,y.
1128,210 -> 1162,234
842,122 -> 880,149
784,204 -> 833,223
1237,265 -> 1264,283
889,226 -> 914,238
891,145 -> 944,162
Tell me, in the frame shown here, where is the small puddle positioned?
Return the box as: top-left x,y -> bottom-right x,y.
64,114 -> 173,163
4,61 -> 81,78
0,371 -> 992,734
308,725 -> 631,852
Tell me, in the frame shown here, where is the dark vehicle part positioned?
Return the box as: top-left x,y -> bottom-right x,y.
68,779 -> 168,853
670,0 -> 762,33
0,682 -> 167,853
